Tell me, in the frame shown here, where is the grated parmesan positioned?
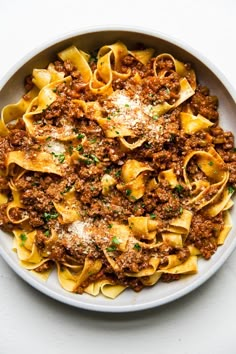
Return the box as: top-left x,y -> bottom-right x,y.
44,140 -> 66,154
104,90 -> 163,142
67,221 -> 93,244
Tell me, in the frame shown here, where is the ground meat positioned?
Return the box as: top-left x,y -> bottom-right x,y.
21,188 -> 52,212
186,212 -> 224,259
227,162 -> 236,187
0,137 -> 11,169
190,85 -> 219,121
24,75 -> 34,92
0,176 -> 10,191
0,204 -> 10,226
34,260 -> 54,273
27,210 -> 44,228
161,273 -> 181,282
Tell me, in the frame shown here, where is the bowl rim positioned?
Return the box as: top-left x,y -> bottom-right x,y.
0,25 -> 236,313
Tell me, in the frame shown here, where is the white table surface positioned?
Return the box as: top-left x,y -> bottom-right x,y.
0,1 -> 236,353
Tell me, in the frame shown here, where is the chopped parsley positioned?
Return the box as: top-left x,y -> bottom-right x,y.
76,144 -> 84,152
115,170 -> 121,177
90,154 -> 100,163
107,224 -> 113,229
106,245 -> 117,252
111,236 -> 121,245
43,212 -> 59,222
174,184 -> 184,194
228,185 -> 235,194
125,189 -> 132,196
68,145 -> 74,155
19,233 -> 27,247
152,114 -> 159,120
61,185 -> 72,194
133,243 -> 141,251
83,153 -> 100,165
77,133 -> 85,139
208,161 -> 214,166
44,230 -> 50,237
51,152 -> 65,163
150,213 -> 156,219
89,138 -> 97,144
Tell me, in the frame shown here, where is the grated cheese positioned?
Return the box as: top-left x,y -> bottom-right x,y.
104,90 -> 163,142
44,140 -> 66,154
68,221 -> 93,244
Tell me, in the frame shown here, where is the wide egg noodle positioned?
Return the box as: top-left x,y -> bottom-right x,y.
157,256 -> 198,275
150,78 -> 195,117
12,230 -> 50,274
57,258 -> 102,292
183,148 -> 229,213
154,53 -> 196,90
180,112 -> 214,134
129,48 -> 155,65
116,159 -> 153,202
166,209 -> 193,235
107,222 -> 130,252
6,180 -> 29,224
161,232 -> 183,247
32,63 -> 65,89
101,174 -> 116,196
0,86 -> 39,137
158,168 -> 178,188
23,76 -> 77,141
84,279 -> 127,299
128,216 -> 160,241
58,45 -> 92,83
6,151 -> 63,176
53,189 -> 81,224
217,211 -> 232,245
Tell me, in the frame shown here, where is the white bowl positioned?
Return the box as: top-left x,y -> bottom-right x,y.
0,26 -> 236,313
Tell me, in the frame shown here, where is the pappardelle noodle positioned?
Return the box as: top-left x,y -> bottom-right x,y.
0,41 -> 235,299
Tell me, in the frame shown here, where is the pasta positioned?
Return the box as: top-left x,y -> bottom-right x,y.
0,41 -> 235,299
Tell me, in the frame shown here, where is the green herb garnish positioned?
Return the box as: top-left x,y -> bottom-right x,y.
43,212 -> 59,222
51,152 -> 65,163
228,185 -> 235,194
174,184 -> 184,194
126,189 -> 132,196
106,246 -> 117,252
77,133 -> 85,139
111,236 -> 121,245
19,233 -> 27,247
133,243 -> 141,251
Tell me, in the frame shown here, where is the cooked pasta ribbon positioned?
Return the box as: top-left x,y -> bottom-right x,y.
180,112 -> 214,134
85,280 -> 127,299
183,148 -> 229,214
0,87 -> 38,137
58,45 -> 92,83
6,151 -> 63,176
158,256 -> 198,274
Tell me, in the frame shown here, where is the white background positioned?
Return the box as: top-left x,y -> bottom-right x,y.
0,1 -> 236,353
